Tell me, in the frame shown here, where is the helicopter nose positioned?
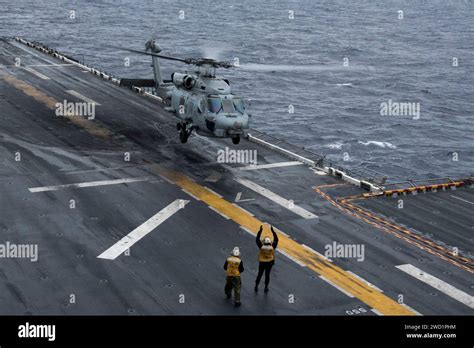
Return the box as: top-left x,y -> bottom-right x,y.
233,121 -> 243,129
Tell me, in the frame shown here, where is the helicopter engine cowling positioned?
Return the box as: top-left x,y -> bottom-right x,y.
172,73 -> 195,90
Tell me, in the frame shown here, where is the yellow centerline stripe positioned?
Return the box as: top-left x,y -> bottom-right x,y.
1,66 -> 415,315
155,167 -> 415,315
0,69 -> 111,138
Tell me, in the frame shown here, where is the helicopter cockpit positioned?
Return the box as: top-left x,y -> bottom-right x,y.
207,96 -> 247,116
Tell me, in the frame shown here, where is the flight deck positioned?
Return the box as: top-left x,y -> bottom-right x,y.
0,38 -> 472,315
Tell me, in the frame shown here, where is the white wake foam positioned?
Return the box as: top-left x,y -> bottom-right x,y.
358,141 -> 397,149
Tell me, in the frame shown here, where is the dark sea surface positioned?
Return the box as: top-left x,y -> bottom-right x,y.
1,0 -> 473,181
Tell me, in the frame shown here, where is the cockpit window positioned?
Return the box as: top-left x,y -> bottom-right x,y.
233,99 -> 245,114
208,98 -> 222,113
222,99 -> 235,113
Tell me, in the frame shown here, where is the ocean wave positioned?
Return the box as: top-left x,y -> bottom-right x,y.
325,141 -> 344,149
358,141 -> 397,149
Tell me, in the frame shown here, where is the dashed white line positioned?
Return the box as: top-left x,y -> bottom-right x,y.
239,226 -> 254,236
66,89 -> 101,105
396,264 -> 474,309
208,206 -> 230,219
97,199 -> 189,260
231,203 -> 255,216
238,161 -> 303,171
346,271 -> 383,292
450,195 -> 474,205
277,249 -> 306,267
319,276 -> 355,298
22,66 -> 50,80
29,177 -> 152,192
181,188 -> 201,201
234,177 -> 318,219
401,303 -> 422,316
204,186 -> 223,198
370,308 -> 383,316
157,173 -> 175,185
301,244 -> 332,262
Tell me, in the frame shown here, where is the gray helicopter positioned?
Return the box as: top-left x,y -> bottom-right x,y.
119,39 -> 250,144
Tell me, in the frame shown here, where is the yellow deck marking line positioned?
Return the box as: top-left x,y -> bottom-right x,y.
0,70 -> 111,138
155,166 -> 415,315
0,64 -> 414,315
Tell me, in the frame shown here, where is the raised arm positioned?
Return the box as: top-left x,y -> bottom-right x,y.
271,226 -> 279,249
256,225 -> 263,248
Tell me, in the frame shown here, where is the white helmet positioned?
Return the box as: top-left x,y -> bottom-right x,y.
232,247 -> 240,257
263,237 -> 272,245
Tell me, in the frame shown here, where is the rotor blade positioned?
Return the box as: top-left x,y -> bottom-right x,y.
238,63 -> 371,72
109,45 -> 189,63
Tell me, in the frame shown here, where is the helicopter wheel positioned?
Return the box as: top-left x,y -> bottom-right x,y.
179,129 -> 189,143
232,136 -> 240,145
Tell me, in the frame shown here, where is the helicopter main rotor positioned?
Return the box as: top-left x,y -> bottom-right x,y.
113,46 -> 235,69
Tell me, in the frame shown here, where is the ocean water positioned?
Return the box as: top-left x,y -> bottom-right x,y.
1,0 -> 473,180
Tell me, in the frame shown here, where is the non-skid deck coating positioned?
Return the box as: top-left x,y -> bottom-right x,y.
0,38 -> 472,315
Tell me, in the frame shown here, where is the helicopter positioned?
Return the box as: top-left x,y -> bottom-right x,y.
118,39 -> 250,144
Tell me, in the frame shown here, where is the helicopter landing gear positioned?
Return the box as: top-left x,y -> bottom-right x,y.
178,122 -> 192,143
232,136 -> 240,145
179,129 -> 189,143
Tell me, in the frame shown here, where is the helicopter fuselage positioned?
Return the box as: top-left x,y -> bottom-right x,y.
167,69 -> 250,142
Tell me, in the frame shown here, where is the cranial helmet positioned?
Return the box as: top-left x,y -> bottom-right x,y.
232,247 -> 240,257
263,237 -> 272,245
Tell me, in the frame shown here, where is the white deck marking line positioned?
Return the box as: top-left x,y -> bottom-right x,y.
22,66 -> 50,80
29,177 -> 152,192
157,173 -> 175,185
396,264 -> 474,309
26,64 -> 74,67
234,191 -> 254,203
234,177 -> 318,219
66,89 -> 101,105
181,188 -> 200,201
98,199 -> 189,260
319,276 -> 355,298
231,203 -> 255,216
204,186 -> 223,198
239,226 -> 254,236
346,271 -> 383,292
208,206 -> 230,219
301,244 -> 332,262
371,308 -> 383,316
450,195 -> 474,205
277,249 -> 306,267
238,161 -> 303,171
401,303 -> 422,316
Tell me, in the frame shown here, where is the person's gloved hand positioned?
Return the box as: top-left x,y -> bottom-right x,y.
258,225 -> 263,232
271,226 -> 275,232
